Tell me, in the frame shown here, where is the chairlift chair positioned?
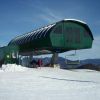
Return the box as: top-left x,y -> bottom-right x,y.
65,50 -> 80,69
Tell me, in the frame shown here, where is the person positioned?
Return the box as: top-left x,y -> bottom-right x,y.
37,59 -> 43,67
30,59 -> 37,68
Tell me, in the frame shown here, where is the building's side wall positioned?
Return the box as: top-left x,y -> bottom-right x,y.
50,23 -> 64,48
0,46 -> 19,65
50,21 -> 93,50
63,22 -> 93,49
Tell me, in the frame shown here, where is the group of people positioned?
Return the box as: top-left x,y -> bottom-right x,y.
30,59 -> 43,68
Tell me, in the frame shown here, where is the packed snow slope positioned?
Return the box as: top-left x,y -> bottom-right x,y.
1,64 -> 28,72
0,64 -> 100,100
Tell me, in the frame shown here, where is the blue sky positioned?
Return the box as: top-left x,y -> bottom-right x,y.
0,0 -> 100,59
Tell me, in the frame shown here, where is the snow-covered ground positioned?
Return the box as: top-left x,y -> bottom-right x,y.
0,64 -> 100,100
1,64 -> 29,72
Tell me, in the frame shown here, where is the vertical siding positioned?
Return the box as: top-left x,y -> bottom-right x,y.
50,21 -> 93,50
50,23 -> 64,47
63,22 -> 93,49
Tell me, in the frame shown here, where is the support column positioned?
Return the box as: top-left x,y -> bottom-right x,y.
50,53 -> 58,67
18,55 -> 22,65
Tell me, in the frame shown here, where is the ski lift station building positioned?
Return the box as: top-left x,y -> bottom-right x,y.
0,19 -> 94,66
8,19 -> 93,54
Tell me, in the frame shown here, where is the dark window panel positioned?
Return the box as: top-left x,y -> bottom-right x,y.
54,25 -> 62,34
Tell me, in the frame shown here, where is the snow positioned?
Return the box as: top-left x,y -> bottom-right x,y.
64,19 -> 87,24
1,64 -> 28,72
0,69 -> 3,72
0,65 -> 100,100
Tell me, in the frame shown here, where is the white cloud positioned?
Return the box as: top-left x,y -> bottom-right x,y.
40,8 -> 62,22
39,13 -> 61,23
34,5 -> 63,23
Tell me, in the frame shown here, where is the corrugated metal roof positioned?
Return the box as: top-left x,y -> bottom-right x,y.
63,19 -> 86,24
8,19 -> 93,46
8,23 -> 55,45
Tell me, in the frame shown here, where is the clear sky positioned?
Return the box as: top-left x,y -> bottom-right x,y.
0,0 -> 100,59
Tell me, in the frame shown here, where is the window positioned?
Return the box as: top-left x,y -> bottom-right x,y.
65,27 -> 81,43
75,32 -> 81,43
84,29 -> 89,37
66,33 -> 73,43
53,25 -> 62,34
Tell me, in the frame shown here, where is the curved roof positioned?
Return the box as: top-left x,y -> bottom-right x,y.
8,24 -> 55,45
63,19 -> 87,24
60,19 -> 94,40
8,19 -> 93,46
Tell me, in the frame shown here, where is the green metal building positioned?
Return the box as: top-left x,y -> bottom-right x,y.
0,46 -> 19,66
8,19 -> 93,55
0,19 -> 94,66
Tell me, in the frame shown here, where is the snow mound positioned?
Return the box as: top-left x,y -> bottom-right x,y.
0,69 -> 4,72
1,64 -> 28,72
